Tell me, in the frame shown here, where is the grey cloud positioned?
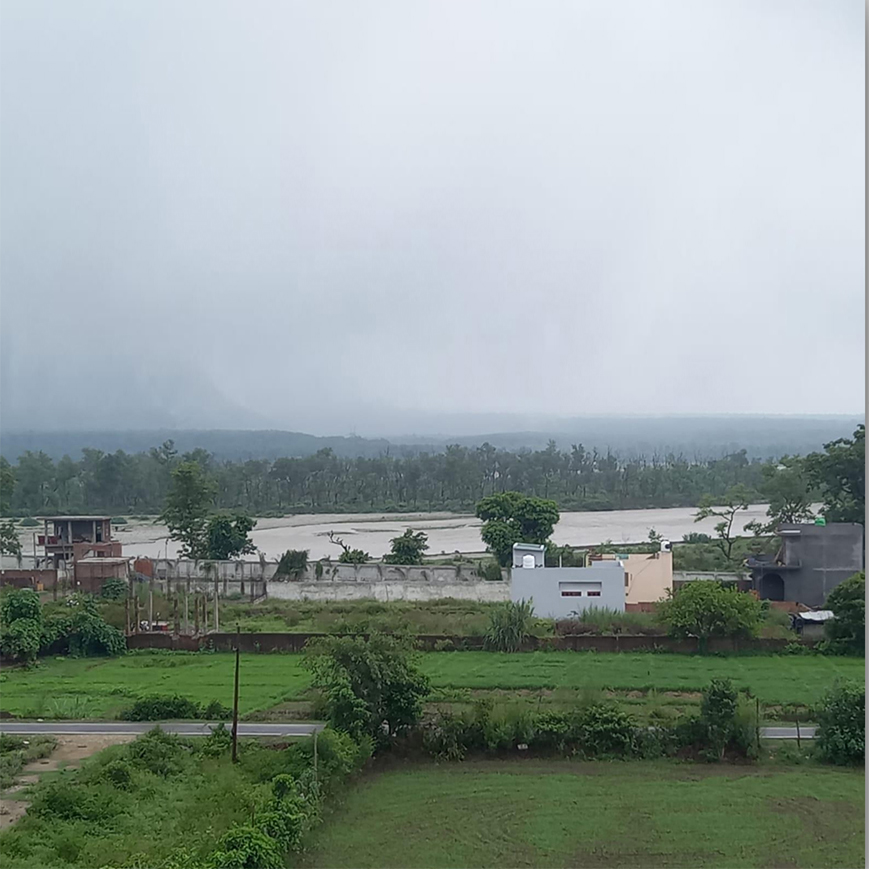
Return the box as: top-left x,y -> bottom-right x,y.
1,0 -> 863,434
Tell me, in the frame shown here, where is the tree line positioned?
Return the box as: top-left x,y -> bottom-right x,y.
0,441 -> 767,516
0,426 -> 862,522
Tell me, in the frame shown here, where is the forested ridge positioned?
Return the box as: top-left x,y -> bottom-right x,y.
1,441 -> 771,516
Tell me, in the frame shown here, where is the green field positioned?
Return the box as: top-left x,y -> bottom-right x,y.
299,761 -> 865,868
0,651 -> 863,719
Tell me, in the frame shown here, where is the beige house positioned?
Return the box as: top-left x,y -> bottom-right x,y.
623,550 -> 673,605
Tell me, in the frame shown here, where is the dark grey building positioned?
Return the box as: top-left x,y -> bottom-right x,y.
747,522 -> 864,607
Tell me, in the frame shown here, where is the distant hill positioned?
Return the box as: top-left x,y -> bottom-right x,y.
0,429 -> 394,462
395,415 -> 865,460
0,415 -> 862,463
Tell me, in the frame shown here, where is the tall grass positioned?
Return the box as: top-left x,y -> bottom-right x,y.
485,600 -> 535,652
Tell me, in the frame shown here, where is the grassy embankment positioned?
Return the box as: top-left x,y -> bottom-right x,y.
1,651 -> 862,722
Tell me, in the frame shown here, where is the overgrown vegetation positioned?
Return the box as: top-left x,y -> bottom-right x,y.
0,732 -> 56,788
423,677 -> 759,763
823,571 -> 864,655
119,694 -> 231,721
0,725 -> 370,868
815,681 -> 864,766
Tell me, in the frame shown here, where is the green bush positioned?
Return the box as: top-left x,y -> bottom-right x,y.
1,617 -> 42,663
478,560 -> 504,582
99,759 -> 135,790
200,723 -> 233,758
207,825 -> 283,869
816,682 -> 864,766
120,694 -> 202,721
485,599 -> 534,652
202,699 -> 232,720
575,704 -> 638,758
275,549 -> 309,580
658,581 -> 763,649
67,598 -> 126,657
101,577 -> 128,600
31,777 -> 119,822
824,572 -> 864,655
126,727 -> 188,776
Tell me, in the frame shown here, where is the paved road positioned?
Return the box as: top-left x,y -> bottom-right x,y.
0,721 -> 325,737
0,721 -> 813,739
760,725 -> 816,740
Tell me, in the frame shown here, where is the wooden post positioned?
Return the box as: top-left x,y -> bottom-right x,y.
125,594 -> 130,635
184,592 -> 189,636
194,593 -> 200,636
203,594 -> 208,633
796,718 -> 801,750
231,625 -> 240,763
173,594 -> 180,636
214,581 -> 220,633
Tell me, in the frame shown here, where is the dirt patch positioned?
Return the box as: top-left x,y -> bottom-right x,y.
0,734 -> 136,831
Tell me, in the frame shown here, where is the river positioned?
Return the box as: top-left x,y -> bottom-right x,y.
103,504 -> 774,561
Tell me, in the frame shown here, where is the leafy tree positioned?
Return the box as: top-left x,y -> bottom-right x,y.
816,681 -> 864,766
1,587 -> 41,623
66,597 -> 126,657
805,425 -> 865,524
700,678 -> 739,761
303,633 -> 430,746
0,588 -> 43,664
383,529 -> 429,565
745,457 -> 814,535
160,462 -> 217,558
693,484 -> 753,563
0,456 -> 14,515
475,492 -> 560,566
658,581 -> 763,650
275,549 -> 309,580
824,572 -> 864,655
203,513 -> 257,560
0,521 -> 22,563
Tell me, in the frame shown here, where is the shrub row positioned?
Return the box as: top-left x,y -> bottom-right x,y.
422,682 -> 760,763
119,695 -> 232,722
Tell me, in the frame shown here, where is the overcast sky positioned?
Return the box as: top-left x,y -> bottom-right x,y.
1,0 -> 864,435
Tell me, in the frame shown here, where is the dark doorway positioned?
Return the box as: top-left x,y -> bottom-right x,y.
760,572 -> 785,601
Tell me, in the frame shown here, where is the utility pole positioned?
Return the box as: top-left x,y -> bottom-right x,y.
313,729 -> 318,784
231,625 -> 240,764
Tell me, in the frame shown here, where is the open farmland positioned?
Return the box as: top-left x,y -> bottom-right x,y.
0,651 -> 863,720
298,761 -> 865,868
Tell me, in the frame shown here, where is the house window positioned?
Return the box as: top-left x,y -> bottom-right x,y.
624,574 -> 630,587
562,590 -> 583,597
587,590 -> 601,597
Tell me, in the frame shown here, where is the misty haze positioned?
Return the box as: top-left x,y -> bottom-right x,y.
0,0 -> 864,435
0,4 -> 866,869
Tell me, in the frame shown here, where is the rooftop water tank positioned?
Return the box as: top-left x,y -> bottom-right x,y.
522,554 -> 536,569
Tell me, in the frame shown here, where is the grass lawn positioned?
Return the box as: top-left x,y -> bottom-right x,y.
0,651 -> 863,719
299,761 -> 865,868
